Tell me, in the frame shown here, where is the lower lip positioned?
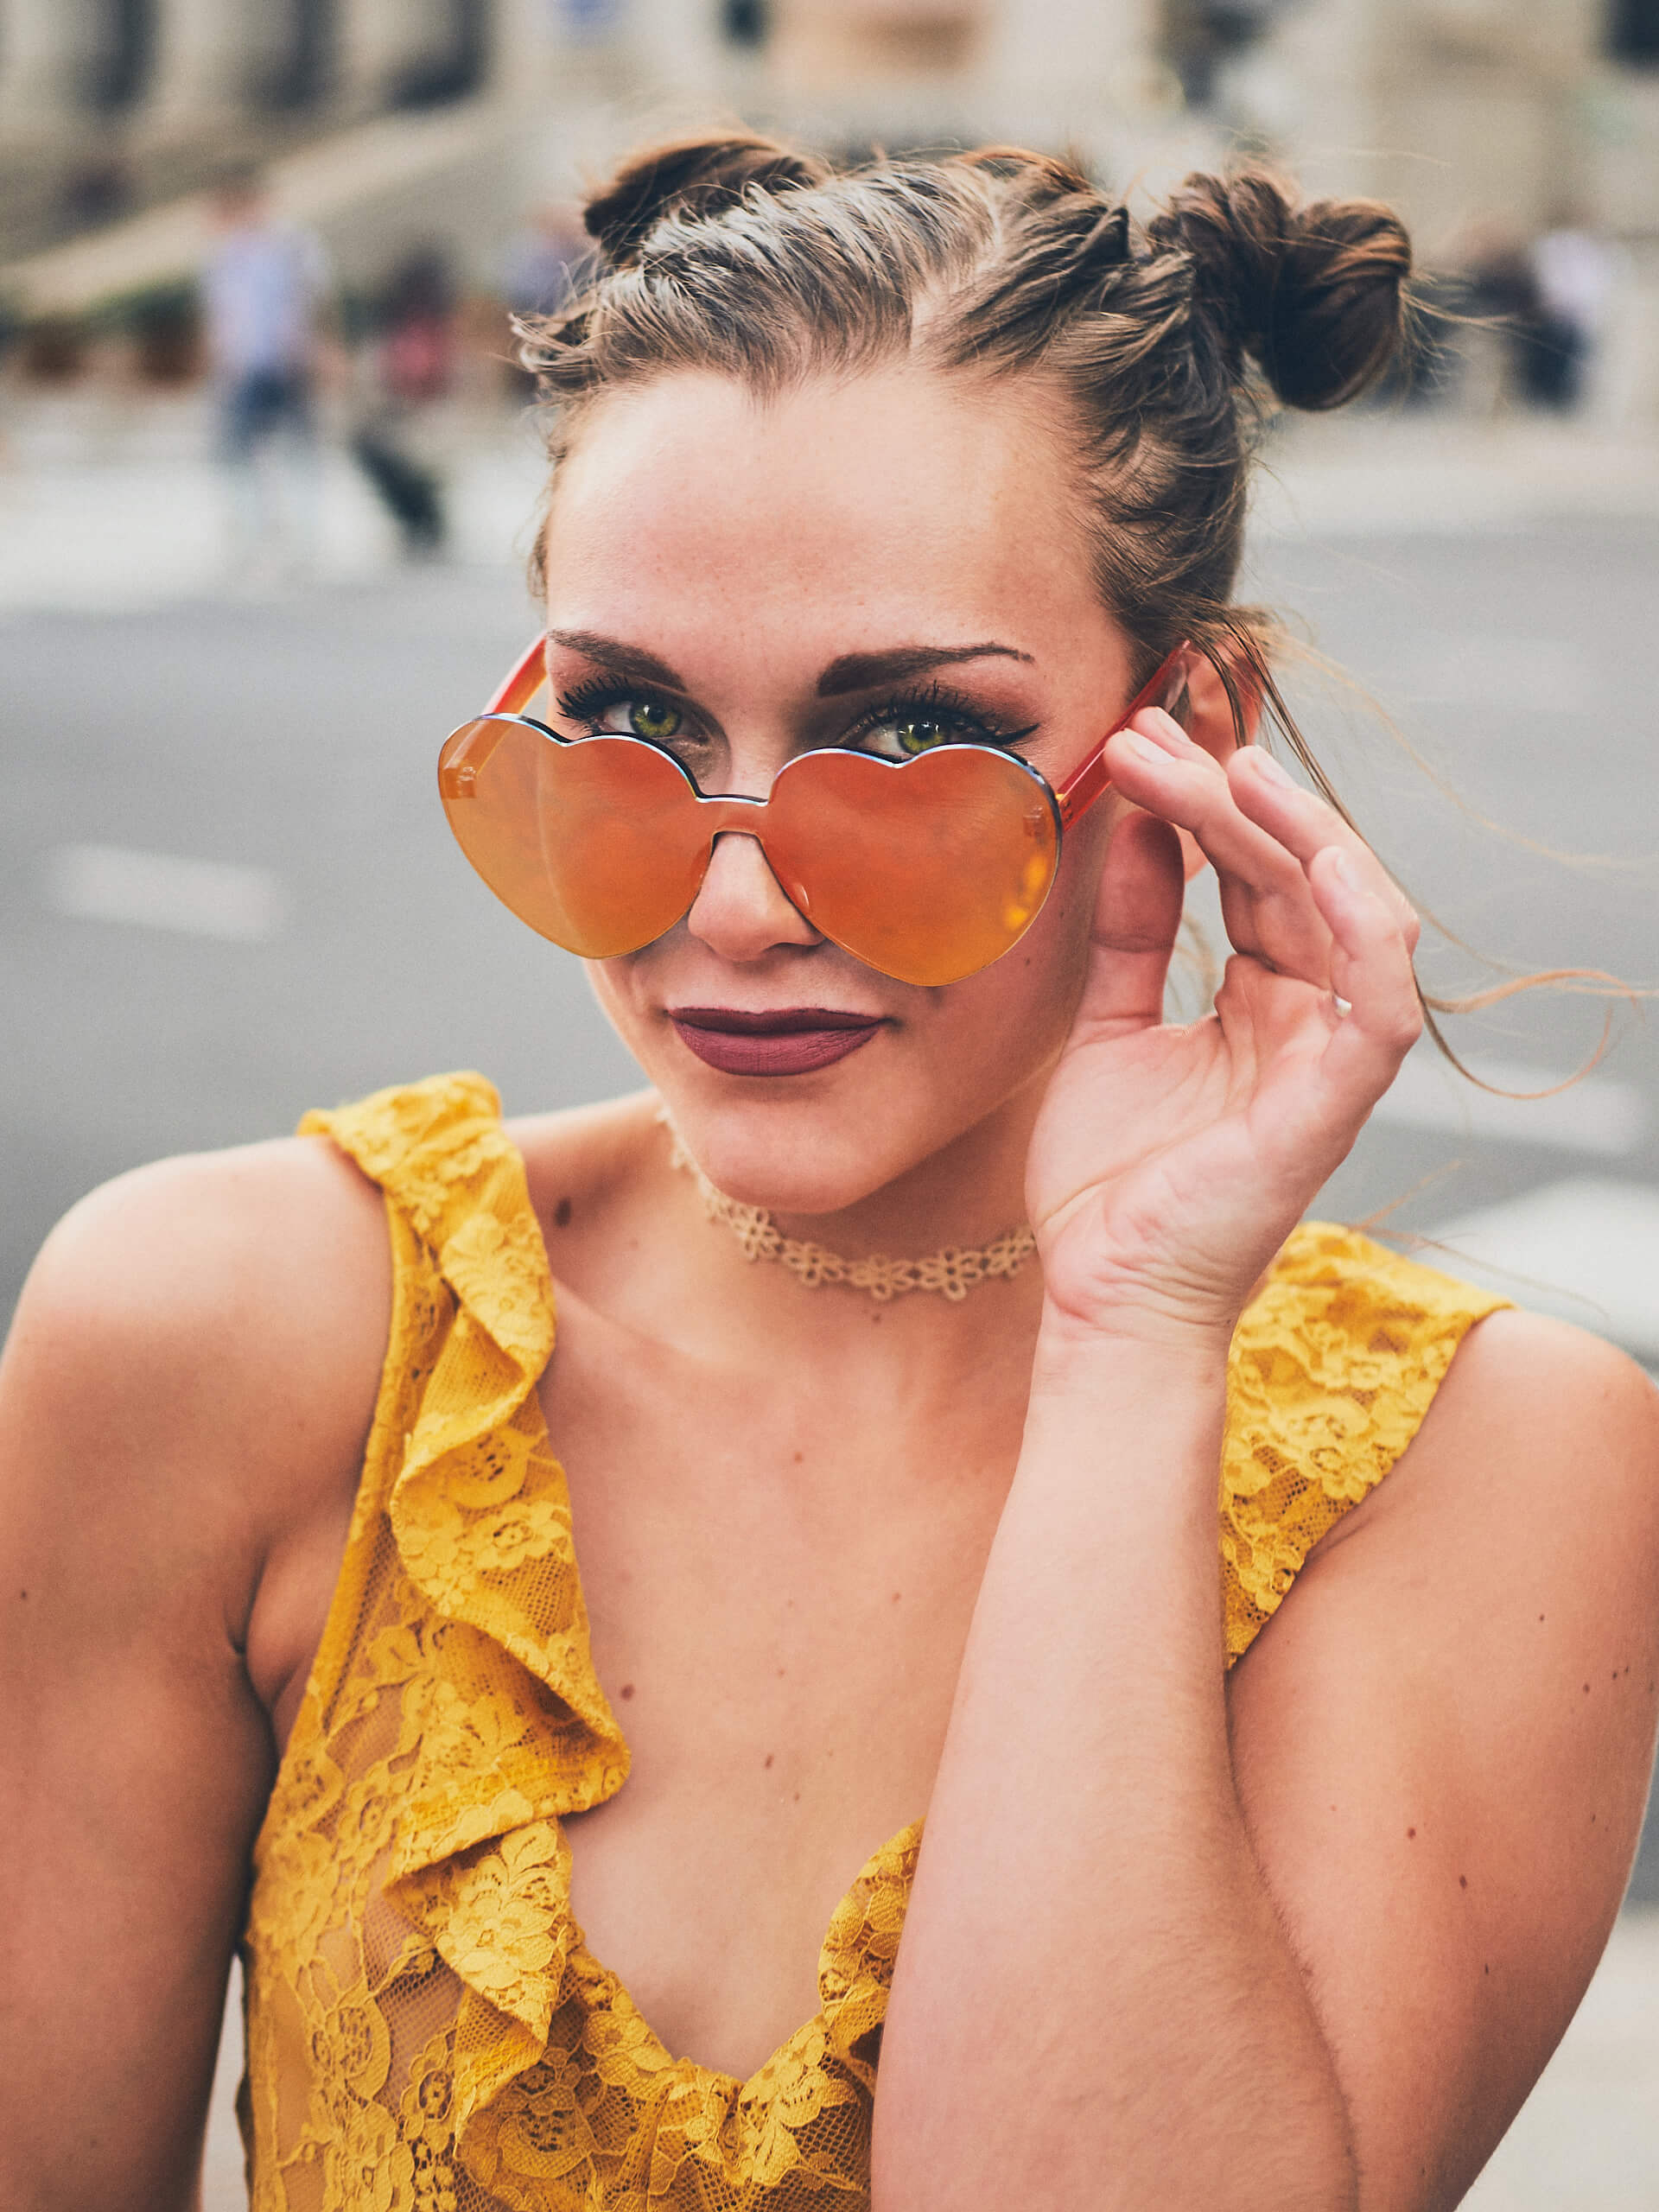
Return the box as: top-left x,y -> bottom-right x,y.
671,1019 -> 883,1077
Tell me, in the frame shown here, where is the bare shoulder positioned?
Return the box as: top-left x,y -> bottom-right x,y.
1229,1307 -> 1659,2205
505,1086 -> 662,1205
3,1130 -> 391,1619
0,1133 -> 393,2208
1353,1304 -> 1659,1557
504,1087 -> 664,1276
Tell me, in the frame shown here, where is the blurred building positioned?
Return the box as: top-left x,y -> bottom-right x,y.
0,3 -> 493,257
0,0 -> 577,303
3,0 -> 1659,405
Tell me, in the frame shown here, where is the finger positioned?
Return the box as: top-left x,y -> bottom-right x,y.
1107,717 -> 1336,981
1281,844 -> 1423,1135
1228,747 -> 1421,949
1108,715 -> 1300,893
1073,806 -> 1185,1034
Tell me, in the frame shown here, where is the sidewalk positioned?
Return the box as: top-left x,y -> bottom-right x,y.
0,386 -> 549,614
4,389 -> 1659,618
1253,406 -> 1659,540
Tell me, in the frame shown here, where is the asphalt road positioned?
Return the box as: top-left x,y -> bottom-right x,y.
3,521 -> 1657,1921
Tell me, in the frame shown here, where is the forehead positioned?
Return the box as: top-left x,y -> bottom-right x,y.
541,366 -> 1099,640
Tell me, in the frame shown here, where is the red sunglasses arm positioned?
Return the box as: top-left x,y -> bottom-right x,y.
1054,644 -> 1192,829
485,636 -> 551,717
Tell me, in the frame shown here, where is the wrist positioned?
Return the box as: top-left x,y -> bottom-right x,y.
1029,1299 -> 1233,1406
1032,1205 -> 1269,1366
1035,1288 -> 1234,1364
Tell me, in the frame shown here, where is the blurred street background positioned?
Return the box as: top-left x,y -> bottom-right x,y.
3,1 -> 1659,2205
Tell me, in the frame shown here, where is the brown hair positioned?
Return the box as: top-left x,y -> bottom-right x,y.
521,129 -> 1408,714
518,132 -> 1625,1078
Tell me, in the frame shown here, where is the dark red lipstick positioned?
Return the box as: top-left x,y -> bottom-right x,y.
669,1006 -> 885,1077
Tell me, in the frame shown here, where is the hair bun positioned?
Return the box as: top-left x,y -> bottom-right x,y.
1154,168 -> 1411,410
583,130 -> 828,267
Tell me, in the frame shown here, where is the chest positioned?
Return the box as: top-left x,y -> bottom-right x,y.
538,1326 -> 1020,2082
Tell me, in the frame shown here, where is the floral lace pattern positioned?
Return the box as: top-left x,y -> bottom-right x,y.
241,1074 -> 1508,2209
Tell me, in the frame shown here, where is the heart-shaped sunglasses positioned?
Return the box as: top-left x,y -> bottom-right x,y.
438,638 -> 1190,988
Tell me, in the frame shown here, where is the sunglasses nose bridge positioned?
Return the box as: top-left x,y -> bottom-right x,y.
685,791 -> 819,949
698,791 -> 790,886
700,791 -> 769,836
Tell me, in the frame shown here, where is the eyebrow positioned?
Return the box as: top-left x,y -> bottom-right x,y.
545,629 -> 690,692
547,629 -> 1035,702
817,643 -> 1034,696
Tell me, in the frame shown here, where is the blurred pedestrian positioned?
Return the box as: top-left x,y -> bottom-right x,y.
1530,211 -> 1617,413
350,246 -> 454,559
201,166 -> 330,581
1461,221 -> 1548,411
503,202 -> 588,320
499,202 -> 588,396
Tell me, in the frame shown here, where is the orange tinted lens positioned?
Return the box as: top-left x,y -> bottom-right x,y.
438,716 -> 709,957
766,747 -> 1060,986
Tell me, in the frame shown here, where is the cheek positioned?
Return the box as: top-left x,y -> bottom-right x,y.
583,957 -> 654,1055
932,861 -> 1097,1069
1001,810 -> 1109,1008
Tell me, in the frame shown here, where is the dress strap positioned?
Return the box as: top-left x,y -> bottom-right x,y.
300,1071 -> 556,1374
1221,1221 -> 1511,1662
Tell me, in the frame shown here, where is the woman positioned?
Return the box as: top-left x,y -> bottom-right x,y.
3,136 -> 1656,2212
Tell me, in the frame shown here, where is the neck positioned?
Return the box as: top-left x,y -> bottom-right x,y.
646,1077 -> 1052,1396
774,1074 -> 1045,1262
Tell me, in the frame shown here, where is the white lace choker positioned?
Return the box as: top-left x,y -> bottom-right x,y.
662,1118 -> 1036,1304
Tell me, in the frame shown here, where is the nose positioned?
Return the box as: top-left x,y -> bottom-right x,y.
684,829 -> 822,963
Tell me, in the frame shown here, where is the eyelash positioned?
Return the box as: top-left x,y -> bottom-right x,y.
552,676 -> 1039,753
843,682 -> 1039,753
555,675 -> 658,730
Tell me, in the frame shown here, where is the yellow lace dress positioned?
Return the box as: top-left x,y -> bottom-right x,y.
240,1072 -> 1508,2212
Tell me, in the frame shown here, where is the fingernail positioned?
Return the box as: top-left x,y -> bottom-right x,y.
1119,731 -> 1164,763
1249,748 -> 1291,785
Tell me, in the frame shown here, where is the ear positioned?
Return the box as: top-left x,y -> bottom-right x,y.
1173,642 -> 1263,881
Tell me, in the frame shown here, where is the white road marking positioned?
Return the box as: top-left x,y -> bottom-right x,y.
44,842 -> 285,942
1373,1048 -> 1650,1156
1424,1177 -> 1659,1359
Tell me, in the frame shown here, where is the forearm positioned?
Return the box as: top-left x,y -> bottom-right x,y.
871,1328 -> 1356,2211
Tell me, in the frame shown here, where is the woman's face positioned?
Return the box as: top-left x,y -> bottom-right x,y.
539,364 -> 1144,1223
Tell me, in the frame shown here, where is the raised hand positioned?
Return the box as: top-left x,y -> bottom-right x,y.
1027,702 -> 1423,1344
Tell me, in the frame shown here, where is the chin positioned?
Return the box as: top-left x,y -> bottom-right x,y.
667,1088 -> 923,1217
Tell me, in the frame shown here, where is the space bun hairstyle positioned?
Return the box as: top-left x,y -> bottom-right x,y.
522,129 -> 1410,751
582,130 -> 830,266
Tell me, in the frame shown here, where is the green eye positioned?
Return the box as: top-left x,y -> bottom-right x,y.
628,698 -> 683,742
893,716 -> 950,755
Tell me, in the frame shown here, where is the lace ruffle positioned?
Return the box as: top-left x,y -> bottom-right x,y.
244,1076 -> 1508,2210
260,1076 -> 634,2205
1219,1223 -> 1506,1662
